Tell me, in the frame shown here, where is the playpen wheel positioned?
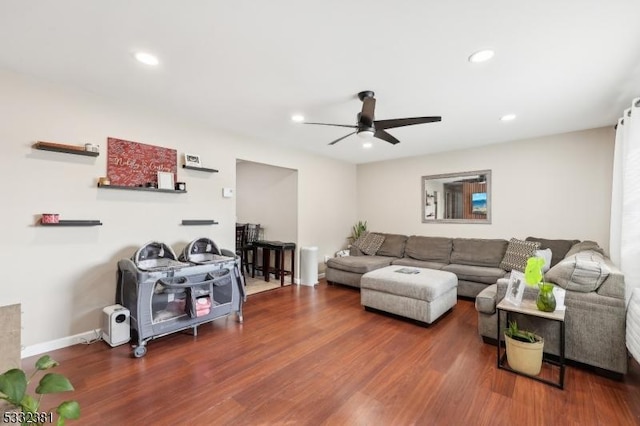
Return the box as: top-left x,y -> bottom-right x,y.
132,345 -> 147,358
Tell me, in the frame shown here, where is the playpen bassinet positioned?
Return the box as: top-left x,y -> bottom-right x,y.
117,240 -> 244,357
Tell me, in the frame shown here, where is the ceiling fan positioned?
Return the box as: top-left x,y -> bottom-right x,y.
304,90 -> 441,145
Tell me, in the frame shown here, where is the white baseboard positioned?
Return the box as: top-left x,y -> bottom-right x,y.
22,329 -> 102,359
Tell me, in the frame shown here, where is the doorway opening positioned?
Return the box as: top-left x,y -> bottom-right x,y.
236,159 -> 298,294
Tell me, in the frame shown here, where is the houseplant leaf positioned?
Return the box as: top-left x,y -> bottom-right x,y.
36,373 -> 74,394
0,369 -> 27,405
20,394 -> 40,412
35,355 -> 59,371
57,400 -> 81,420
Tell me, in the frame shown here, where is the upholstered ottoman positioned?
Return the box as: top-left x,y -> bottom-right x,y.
361,266 -> 458,324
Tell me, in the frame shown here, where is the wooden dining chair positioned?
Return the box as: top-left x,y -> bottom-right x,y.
235,223 -> 247,272
241,223 -> 261,275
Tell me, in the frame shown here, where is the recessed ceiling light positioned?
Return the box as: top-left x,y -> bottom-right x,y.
134,51 -> 159,66
468,49 -> 495,63
500,114 -> 517,121
362,142 -> 373,149
291,114 -> 305,123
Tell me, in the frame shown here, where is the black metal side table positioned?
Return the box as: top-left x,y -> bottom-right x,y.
497,298 -> 566,389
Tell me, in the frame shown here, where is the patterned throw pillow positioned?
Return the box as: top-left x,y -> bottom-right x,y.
500,238 -> 541,272
353,232 -> 386,256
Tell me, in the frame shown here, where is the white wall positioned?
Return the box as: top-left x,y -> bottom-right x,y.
0,69 -> 357,353
357,127 -> 615,252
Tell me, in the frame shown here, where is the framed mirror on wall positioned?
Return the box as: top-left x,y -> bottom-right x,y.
422,169 -> 491,224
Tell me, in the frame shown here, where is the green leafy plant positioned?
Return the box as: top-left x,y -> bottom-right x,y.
0,355 -> 80,425
505,320 -> 541,343
350,220 -> 368,242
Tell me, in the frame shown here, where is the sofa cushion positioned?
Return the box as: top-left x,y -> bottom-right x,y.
392,258 -> 448,270
525,237 -> 580,267
499,238 -> 540,272
565,240 -> 605,258
545,250 -> 610,293
352,232 -> 386,256
442,264 -> 508,284
326,255 -> 394,274
451,238 -> 508,268
376,234 -> 408,258
404,236 -> 452,263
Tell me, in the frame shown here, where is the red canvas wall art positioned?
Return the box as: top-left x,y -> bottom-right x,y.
107,137 -> 177,187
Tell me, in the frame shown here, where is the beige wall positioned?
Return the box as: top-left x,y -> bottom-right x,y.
357,127 -> 615,252
0,69 -> 357,353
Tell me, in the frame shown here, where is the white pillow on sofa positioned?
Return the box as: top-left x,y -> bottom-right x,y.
535,248 -> 552,272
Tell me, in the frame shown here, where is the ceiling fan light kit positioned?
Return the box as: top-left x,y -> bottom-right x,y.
358,129 -> 375,139
304,90 -> 442,146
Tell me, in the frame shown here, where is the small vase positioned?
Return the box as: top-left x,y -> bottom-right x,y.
536,283 -> 556,312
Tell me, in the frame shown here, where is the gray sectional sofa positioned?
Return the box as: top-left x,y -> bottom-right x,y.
476,243 -> 627,376
326,233 -> 628,376
326,233 -> 509,297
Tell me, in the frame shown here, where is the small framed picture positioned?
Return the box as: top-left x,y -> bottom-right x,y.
504,270 -> 525,306
157,171 -> 175,190
184,153 -> 202,167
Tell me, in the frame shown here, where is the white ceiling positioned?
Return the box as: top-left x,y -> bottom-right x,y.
1,1 -> 639,164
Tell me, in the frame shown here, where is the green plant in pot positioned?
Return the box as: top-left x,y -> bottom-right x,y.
504,320 -> 544,376
0,355 -> 80,425
350,220 -> 367,243
524,256 -> 556,312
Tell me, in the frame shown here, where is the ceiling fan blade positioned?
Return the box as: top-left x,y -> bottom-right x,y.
374,116 -> 442,130
361,96 -> 376,124
374,129 -> 400,145
304,122 -> 358,129
328,131 -> 357,145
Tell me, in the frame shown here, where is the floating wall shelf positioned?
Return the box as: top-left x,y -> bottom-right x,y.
182,165 -> 218,173
34,141 -> 99,157
40,220 -> 102,227
181,220 -> 219,226
97,183 -> 187,194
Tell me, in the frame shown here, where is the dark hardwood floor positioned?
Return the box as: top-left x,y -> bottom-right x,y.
24,280 -> 640,425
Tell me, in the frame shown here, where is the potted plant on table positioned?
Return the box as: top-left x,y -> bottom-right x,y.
0,355 -> 80,425
504,320 -> 544,376
524,257 -> 556,312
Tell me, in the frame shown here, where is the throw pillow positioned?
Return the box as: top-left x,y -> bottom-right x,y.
545,250 -> 610,292
353,232 -> 386,256
535,248 -> 553,272
500,238 -> 541,272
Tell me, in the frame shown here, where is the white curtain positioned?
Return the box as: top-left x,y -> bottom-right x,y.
610,97 -> 640,362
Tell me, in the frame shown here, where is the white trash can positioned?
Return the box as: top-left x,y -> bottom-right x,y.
300,246 -> 319,286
